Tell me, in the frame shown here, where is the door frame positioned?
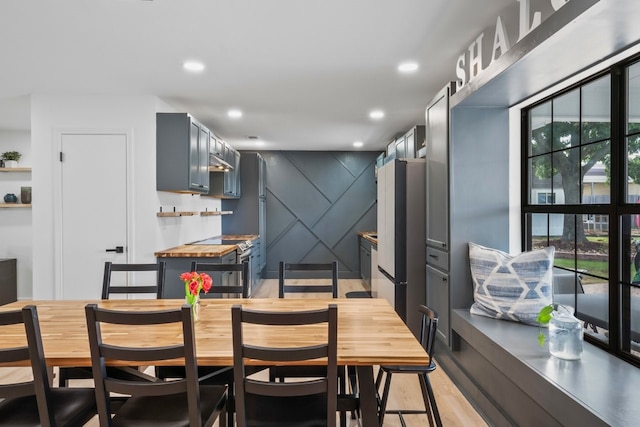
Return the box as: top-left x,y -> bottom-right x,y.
53,128 -> 135,299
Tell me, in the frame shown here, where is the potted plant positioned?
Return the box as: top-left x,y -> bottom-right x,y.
1,151 -> 21,168
537,303 -> 583,360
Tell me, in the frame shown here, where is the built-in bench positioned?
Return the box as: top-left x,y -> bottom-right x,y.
443,309 -> 640,426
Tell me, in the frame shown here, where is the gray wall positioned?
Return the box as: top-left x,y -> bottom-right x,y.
260,151 -> 379,279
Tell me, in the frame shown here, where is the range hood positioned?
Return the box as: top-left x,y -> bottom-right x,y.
209,152 -> 233,172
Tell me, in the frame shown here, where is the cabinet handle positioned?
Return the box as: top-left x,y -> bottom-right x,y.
428,254 -> 438,260
442,276 -> 447,282
442,242 -> 447,248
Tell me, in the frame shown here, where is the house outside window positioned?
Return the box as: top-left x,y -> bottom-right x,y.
523,54 -> 640,365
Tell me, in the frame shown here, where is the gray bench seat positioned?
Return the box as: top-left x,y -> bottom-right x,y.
451,309 -> 640,427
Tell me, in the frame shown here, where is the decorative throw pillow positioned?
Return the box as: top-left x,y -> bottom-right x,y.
468,242 -> 554,325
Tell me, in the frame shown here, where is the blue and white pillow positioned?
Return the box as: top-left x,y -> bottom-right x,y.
468,242 -> 554,325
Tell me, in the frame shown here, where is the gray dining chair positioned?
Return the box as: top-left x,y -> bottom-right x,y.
85,303 -> 227,427
232,303 -> 338,427
0,305 -> 97,427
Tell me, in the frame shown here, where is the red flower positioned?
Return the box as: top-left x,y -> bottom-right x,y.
189,280 -> 200,296
182,271 -> 214,300
201,273 -> 212,293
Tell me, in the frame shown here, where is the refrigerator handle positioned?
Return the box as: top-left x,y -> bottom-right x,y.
378,266 -> 395,283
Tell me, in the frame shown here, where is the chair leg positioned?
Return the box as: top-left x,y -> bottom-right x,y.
378,371 -> 393,425
420,373 -> 442,427
418,374 -> 435,427
57,367 -> 67,387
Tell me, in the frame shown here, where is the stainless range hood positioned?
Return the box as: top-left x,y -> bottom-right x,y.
209,152 -> 233,172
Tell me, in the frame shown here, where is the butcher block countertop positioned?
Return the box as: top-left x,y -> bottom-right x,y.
358,231 -> 378,245
155,245 -> 237,258
154,234 -> 259,258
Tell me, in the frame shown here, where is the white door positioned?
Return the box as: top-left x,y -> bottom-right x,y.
57,133 -> 129,299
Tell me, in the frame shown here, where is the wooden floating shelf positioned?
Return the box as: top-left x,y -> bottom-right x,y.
0,203 -> 31,208
200,210 -> 233,216
0,167 -> 31,172
156,211 -> 198,217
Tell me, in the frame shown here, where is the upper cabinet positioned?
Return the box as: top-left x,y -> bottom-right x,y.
383,125 -> 425,164
207,143 -> 241,199
156,113 -> 210,194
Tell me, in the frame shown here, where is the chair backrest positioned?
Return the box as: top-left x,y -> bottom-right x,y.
101,261 -> 166,299
0,306 -> 57,426
231,303 -> 338,427
190,260 -> 249,298
418,304 -> 439,360
85,303 -> 204,426
278,260 -> 338,298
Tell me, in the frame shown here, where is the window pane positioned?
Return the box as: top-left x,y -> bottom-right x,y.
553,89 -> 580,151
553,148 -> 580,205
582,141 -> 610,204
628,135 -> 640,202
628,61 -> 640,134
530,213 -> 550,246
582,75 -> 611,144
577,214 -> 609,279
530,101 -> 552,156
529,155 -> 556,205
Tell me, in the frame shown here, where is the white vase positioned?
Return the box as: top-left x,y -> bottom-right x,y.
3,160 -> 17,168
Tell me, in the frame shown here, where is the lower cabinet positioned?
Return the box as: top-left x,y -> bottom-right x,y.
159,251 -> 238,299
426,264 -> 449,344
359,237 -> 373,291
0,258 -> 17,305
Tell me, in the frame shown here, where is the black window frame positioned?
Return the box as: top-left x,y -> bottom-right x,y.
522,53 -> 640,367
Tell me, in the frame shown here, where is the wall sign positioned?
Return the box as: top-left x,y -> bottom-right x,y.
455,0 -> 571,91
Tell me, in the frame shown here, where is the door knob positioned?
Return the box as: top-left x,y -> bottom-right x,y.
105,246 -> 124,253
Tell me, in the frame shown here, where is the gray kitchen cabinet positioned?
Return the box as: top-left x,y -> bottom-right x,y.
359,237 -> 373,291
159,250 -> 237,299
425,84 -> 452,346
222,152 -> 267,284
426,264 -> 449,343
403,125 -> 424,160
156,113 -> 210,193
209,144 -> 241,199
0,258 -> 17,305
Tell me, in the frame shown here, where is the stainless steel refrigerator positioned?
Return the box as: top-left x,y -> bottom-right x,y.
373,158 -> 426,338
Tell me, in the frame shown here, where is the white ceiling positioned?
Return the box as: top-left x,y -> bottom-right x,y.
0,0 -> 598,151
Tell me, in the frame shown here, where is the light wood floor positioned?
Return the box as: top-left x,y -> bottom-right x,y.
0,278 -> 488,426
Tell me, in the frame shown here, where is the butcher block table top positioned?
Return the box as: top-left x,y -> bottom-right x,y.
0,298 -> 428,368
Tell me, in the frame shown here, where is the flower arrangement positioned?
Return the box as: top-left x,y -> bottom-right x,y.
180,271 -> 212,320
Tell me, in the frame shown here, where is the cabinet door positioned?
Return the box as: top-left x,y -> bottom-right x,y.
197,126 -> 209,191
258,154 -> 266,198
258,198 -> 266,269
404,128 -> 416,159
426,264 -> 449,345
188,121 -> 201,191
426,85 -> 450,249
395,136 -> 406,159
233,150 -> 241,197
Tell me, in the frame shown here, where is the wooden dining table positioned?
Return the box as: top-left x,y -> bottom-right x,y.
0,297 -> 429,427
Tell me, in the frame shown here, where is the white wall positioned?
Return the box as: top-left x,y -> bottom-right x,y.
0,129 -> 33,298
30,95 -> 222,299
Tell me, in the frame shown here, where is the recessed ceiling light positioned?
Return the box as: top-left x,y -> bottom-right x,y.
369,110 -> 385,120
228,109 -> 243,118
353,141 -> 363,148
398,62 -> 419,73
183,61 -> 205,72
